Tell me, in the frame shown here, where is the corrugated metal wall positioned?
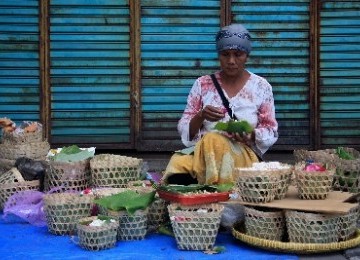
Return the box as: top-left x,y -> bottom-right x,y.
319,0 -> 360,147
0,1 -> 40,123
49,0 -> 132,147
231,0 -> 312,150
138,0 -> 222,151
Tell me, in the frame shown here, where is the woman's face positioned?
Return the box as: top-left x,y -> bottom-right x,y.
219,49 -> 248,77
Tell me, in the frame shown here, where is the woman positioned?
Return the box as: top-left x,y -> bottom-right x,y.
162,24 -> 278,185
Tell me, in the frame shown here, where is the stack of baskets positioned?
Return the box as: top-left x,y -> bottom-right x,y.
0,123 -> 49,174
0,167 -> 40,210
90,154 -> 143,188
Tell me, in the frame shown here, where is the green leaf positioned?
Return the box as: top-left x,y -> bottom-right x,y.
214,120 -> 253,134
94,190 -> 156,215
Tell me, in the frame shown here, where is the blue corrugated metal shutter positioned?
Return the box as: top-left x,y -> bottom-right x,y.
49,0 -> 131,147
319,1 -> 360,147
231,0 -> 311,150
139,0 -> 221,151
0,1 -> 40,124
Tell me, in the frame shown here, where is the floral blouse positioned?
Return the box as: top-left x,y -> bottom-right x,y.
177,70 -> 279,155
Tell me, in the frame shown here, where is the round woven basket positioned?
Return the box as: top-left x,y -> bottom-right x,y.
107,209 -> 148,241
43,192 -> 94,235
90,154 -> 143,188
285,210 -> 339,244
0,167 -> 24,185
147,198 -> 168,230
244,206 -> 285,241
44,159 -> 91,192
294,163 -> 335,200
77,216 -> 118,251
234,168 -> 279,203
0,180 -> 40,210
2,130 -> 43,145
0,141 -> 50,160
168,203 -> 224,251
232,222 -> 360,254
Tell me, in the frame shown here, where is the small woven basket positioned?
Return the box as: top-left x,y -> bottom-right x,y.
235,169 -> 279,203
0,141 -> 50,160
337,206 -> 359,241
285,210 -> 339,244
77,216 -> 118,251
168,203 -> 224,251
0,180 -> 40,210
2,130 -> 43,145
90,154 -> 143,188
293,149 -> 336,164
44,159 -> 91,192
107,209 -> 148,241
126,181 -> 168,230
43,192 -> 94,235
244,206 -> 285,241
294,163 -> 335,200
0,167 -> 24,185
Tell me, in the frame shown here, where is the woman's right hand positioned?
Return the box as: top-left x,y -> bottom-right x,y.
200,105 -> 226,122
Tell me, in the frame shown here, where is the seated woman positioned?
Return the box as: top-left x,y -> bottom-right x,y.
162,23 -> 279,185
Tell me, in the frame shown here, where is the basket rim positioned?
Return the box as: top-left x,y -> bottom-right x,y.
232,222 -> 360,254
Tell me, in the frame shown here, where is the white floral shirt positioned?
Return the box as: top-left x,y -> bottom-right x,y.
177,70 -> 279,155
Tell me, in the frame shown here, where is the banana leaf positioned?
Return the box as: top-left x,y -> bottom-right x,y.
214,120 -> 253,134
94,190 -> 156,215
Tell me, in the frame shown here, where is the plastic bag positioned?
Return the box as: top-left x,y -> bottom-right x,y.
15,157 -> 47,191
3,190 -> 46,227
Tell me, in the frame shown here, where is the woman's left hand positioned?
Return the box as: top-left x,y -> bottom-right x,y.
231,131 -> 255,146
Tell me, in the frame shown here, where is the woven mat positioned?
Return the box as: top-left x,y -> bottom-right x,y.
232,222 -> 360,254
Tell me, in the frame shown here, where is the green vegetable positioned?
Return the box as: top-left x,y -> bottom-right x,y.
156,183 -> 233,194
214,120 -> 253,134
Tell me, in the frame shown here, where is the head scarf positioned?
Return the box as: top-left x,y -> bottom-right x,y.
215,24 -> 252,54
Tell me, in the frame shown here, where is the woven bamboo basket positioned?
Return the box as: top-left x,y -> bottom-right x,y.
0,180 -> 40,210
0,141 -> 50,160
244,206 -> 285,241
168,203 -> 224,251
90,154 -> 143,188
77,216 -> 118,251
126,181 -> 168,230
234,168 -> 279,203
0,167 -> 24,185
0,158 -> 15,175
43,192 -> 94,235
285,210 -> 339,244
294,163 -> 335,200
44,159 -> 91,192
337,206 -> 359,242
2,130 -> 43,145
107,209 -> 148,241
293,149 -> 336,164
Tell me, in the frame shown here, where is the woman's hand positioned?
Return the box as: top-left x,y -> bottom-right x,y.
231,131 -> 255,146
200,105 -> 226,122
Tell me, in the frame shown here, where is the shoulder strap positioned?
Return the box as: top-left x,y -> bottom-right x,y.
210,74 -> 237,120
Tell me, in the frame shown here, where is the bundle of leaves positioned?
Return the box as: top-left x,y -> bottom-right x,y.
94,190 -> 156,215
214,120 -> 253,134
50,145 -> 95,162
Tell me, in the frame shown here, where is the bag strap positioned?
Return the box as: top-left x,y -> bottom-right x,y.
210,74 -> 237,120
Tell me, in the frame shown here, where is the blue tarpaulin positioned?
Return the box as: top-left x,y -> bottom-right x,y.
0,214 -> 298,260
